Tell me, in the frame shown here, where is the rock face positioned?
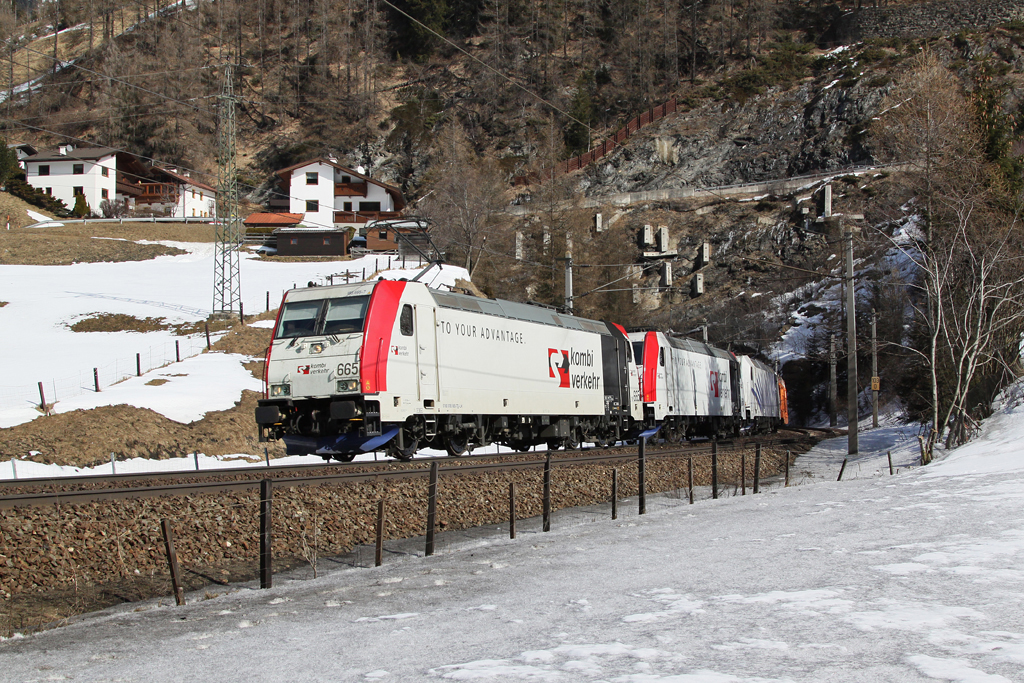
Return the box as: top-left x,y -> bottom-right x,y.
578,78 -> 889,198
833,0 -> 1024,43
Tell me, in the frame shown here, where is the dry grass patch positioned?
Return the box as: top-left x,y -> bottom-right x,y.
144,379 -> 169,386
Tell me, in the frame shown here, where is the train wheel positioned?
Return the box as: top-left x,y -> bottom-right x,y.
331,453 -> 357,463
388,433 -> 418,461
665,424 -> 682,444
445,431 -> 471,457
508,439 -> 533,453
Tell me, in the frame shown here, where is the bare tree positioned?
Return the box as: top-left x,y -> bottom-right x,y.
874,51 -> 1024,453
419,123 -> 509,277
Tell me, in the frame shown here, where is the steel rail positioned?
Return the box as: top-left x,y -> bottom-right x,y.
0,440 -> 778,509
0,438 -> 742,491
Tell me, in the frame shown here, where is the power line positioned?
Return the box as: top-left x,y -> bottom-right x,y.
373,0 -> 591,132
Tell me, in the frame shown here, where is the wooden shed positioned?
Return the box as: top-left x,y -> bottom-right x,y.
274,227 -> 350,256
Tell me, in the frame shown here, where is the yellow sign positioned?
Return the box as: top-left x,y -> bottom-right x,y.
871,376 -> 880,391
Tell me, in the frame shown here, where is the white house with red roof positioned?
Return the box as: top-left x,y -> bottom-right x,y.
269,158 -> 406,229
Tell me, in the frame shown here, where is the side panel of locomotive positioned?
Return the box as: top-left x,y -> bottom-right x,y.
737,356 -> 781,421
629,331 -> 734,433
432,306 -> 605,417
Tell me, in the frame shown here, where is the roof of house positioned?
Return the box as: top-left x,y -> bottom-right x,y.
150,166 -> 217,194
26,146 -> 119,163
274,158 -> 407,211
273,226 -> 351,234
244,212 -> 304,226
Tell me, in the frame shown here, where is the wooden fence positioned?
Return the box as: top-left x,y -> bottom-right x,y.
516,96 -> 679,185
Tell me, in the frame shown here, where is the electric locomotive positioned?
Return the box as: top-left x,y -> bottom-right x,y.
255,279 -> 644,460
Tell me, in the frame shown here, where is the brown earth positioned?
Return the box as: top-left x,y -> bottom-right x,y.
0,319 -> 278,466
0,228 -> 187,265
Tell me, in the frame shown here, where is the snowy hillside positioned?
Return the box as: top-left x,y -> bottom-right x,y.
0,241 -> 467,429
2,390 -> 1023,681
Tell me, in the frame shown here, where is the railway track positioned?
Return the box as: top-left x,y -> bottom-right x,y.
0,431 -> 822,508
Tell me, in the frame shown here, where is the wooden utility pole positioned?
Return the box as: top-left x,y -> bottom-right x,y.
829,333 -> 837,428
845,228 -> 859,454
871,309 -> 879,429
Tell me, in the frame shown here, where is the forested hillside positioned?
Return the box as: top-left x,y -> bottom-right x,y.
0,0 -> 958,192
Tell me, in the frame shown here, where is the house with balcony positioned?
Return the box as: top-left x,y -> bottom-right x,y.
268,158 -> 406,231
134,166 -> 216,217
23,145 -> 145,213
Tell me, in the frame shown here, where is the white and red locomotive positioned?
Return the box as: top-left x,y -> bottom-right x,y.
255,279 -> 787,460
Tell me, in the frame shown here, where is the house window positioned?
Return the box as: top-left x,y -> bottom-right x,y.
306,199 -> 319,212
73,186 -> 84,196
199,192 -> 203,200
191,190 -> 196,199
359,201 -> 381,212
378,229 -> 388,240
323,237 -> 331,246
101,167 -> 109,177
38,165 -> 49,176
343,202 -> 352,212
341,175 -> 351,183
73,163 -> 84,175
101,189 -> 108,199
290,238 -> 298,245
306,172 -> 318,185
45,188 -> 52,195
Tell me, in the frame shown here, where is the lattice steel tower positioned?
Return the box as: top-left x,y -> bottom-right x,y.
213,64 -> 242,316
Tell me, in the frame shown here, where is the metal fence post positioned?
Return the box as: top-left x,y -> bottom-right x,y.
753,444 -> 762,494
543,455 -> 552,532
259,479 -> 273,589
741,450 -> 746,495
508,482 -> 516,539
375,499 -> 385,567
426,462 -> 438,555
687,457 -> 694,504
638,438 -> 646,515
837,458 -> 848,482
161,519 -> 185,606
711,440 -> 719,499
611,468 -> 618,520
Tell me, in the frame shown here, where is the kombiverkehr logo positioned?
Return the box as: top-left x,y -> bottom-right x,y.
548,348 -> 570,387
548,347 -> 600,390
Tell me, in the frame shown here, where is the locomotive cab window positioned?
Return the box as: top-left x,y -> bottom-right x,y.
275,295 -> 370,338
632,342 -> 644,365
276,300 -> 322,338
322,296 -> 370,335
660,348 -> 665,366
400,305 -> 414,336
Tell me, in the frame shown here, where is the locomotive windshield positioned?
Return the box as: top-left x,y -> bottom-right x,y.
276,295 -> 370,339
632,341 -> 645,365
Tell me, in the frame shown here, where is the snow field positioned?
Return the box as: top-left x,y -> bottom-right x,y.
0,240 -> 467,429
2,414 -> 1024,681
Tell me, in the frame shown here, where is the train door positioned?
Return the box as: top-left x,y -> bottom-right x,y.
415,304 -> 438,402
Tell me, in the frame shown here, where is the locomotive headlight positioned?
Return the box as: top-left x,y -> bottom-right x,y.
270,383 -> 291,397
336,379 -> 359,393
310,343 -> 324,354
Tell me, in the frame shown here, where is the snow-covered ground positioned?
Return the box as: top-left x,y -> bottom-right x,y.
0,240 -> 466,428
3,398 -> 1024,681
